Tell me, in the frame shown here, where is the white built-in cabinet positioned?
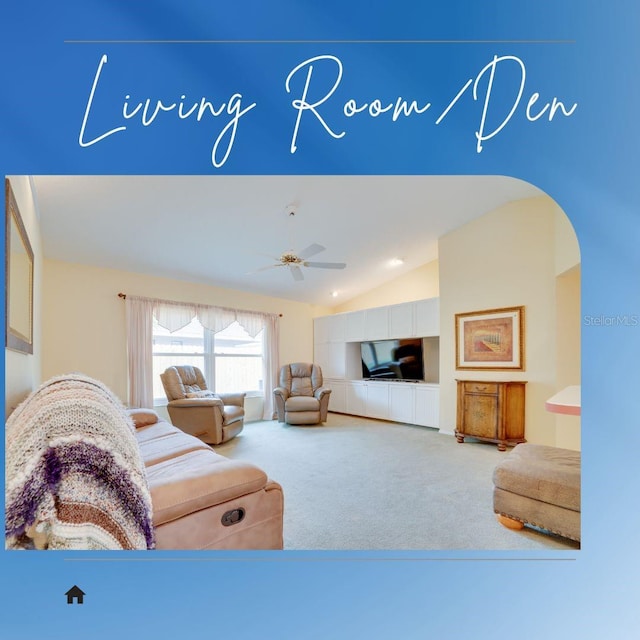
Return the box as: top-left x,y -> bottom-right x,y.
340,379 -> 439,428
324,379 -> 347,413
413,384 -> 440,427
364,307 -> 389,340
316,297 -> 439,346
314,297 -> 440,429
414,298 -> 440,337
345,381 -> 367,416
389,303 -> 413,339
365,382 -> 390,420
388,382 -> 413,423
314,340 -> 346,379
345,310 -> 366,342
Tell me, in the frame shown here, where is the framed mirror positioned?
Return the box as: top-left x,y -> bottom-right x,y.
5,178 -> 34,354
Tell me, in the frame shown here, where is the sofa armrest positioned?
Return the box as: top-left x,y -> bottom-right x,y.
168,397 -> 223,408
217,392 -> 246,408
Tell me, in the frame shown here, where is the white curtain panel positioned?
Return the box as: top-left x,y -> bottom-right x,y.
125,296 -> 155,409
262,313 -> 280,420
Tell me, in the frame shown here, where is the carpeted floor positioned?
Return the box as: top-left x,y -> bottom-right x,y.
215,413 -> 580,551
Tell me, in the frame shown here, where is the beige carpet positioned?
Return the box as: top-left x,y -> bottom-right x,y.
216,413 -> 580,551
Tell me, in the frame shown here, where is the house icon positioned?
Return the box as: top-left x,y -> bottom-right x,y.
65,585 -> 85,605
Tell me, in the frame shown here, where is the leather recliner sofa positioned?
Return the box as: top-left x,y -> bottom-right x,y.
131,408 -> 284,550
5,373 -> 283,551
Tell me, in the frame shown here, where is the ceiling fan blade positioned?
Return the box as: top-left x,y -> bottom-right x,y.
246,263 -> 284,275
289,265 -> 304,281
297,243 -> 325,260
304,261 -> 347,270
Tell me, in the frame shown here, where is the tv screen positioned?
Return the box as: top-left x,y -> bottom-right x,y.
360,338 -> 424,381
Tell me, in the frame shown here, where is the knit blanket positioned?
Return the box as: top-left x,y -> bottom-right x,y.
5,374 -> 155,550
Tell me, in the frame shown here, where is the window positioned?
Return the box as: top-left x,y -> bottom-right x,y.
152,317 -> 264,404
214,321 -> 264,394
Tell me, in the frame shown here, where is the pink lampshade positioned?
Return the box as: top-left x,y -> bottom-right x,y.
545,385 -> 581,416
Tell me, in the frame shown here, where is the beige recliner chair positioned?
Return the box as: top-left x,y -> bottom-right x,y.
160,365 -> 245,445
273,363 -> 331,425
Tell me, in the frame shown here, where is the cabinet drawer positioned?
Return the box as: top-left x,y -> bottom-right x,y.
463,382 -> 498,395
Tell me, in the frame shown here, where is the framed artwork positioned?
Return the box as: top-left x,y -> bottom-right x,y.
5,179 -> 34,354
455,306 -> 524,370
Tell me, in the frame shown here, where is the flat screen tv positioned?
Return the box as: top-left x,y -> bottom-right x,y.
360,338 -> 424,381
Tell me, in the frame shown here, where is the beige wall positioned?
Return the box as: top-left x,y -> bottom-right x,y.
555,265 -> 581,449
553,207 -> 581,450
5,176 -> 43,416
555,206 -> 581,276
42,259 -> 324,406
439,196 -> 579,447
334,260 -> 439,313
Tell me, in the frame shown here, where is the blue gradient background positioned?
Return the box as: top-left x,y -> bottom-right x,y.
2,1 -> 639,637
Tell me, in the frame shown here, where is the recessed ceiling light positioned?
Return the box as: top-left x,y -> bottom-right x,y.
389,257 -> 404,267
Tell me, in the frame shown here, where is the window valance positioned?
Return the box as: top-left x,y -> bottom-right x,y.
127,295 -> 274,338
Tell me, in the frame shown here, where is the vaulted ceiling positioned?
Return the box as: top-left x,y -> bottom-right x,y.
31,174 -> 544,307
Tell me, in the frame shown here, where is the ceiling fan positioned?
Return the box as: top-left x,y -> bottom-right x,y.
252,242 -> 347,281
249,204 -> 347,281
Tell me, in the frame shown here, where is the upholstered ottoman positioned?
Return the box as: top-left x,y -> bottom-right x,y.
493,443 -> 581,542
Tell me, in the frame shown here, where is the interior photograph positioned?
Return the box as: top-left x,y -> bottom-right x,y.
4,174 -> 581,551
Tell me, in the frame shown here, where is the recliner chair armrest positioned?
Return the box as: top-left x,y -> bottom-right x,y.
168,397 -> 224,408
316,387 -> 332,423
314,387 -> 331,400
273,387 -> 289,400
217,392 -> 246,408
273,387 -> 288,422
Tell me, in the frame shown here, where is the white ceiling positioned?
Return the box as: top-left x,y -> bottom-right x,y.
31,175 -> 544,307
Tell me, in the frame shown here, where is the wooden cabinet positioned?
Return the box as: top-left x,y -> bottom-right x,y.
455,380 -> 526,451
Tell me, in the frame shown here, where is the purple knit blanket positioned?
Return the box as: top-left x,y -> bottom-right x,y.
5,374 -> 155,550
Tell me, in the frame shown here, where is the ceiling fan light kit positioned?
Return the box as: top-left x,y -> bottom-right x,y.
255,244 -> 347,281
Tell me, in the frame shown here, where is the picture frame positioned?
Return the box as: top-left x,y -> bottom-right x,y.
455,306 -> 524,370
5,178 -> 34,354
